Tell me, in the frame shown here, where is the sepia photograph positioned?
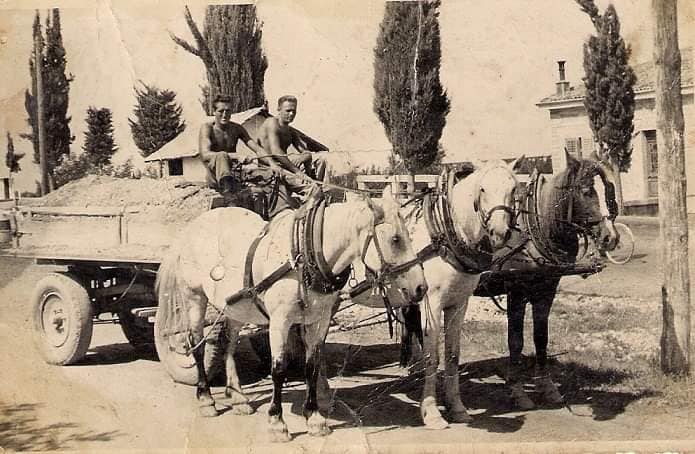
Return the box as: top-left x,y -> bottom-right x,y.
0,0 -> 694,452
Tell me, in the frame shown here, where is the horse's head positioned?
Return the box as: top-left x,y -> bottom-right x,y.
359,185 -> 428,305
564,151 -> 619,251
453,158 -> 521,250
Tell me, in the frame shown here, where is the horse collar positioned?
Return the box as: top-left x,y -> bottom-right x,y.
422,192 -> 491,273
292,198 -> 351,295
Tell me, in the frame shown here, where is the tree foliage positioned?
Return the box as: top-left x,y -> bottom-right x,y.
83,107 -> 118,172
128,82 -> 186,158
576,0 -> 636,171
21,9 -> 74,185
5,133 -> 24,173
171,5 -> 267,114
373,0 -> 449,174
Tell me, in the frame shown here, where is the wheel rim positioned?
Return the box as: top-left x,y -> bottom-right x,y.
41,292 -> 70,348
606,223 -> 635,264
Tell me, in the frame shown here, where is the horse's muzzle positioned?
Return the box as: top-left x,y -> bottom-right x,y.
400,283 -> 428,304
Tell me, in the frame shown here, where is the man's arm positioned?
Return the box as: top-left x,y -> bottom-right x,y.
262,120 -> 303,174
198,122 -> 221,163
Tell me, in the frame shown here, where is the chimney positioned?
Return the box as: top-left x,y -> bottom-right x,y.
556,60 -> 571,96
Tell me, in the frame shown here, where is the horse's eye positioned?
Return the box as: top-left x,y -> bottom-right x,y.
391,235 -> 401,245
480,187 -> 486,193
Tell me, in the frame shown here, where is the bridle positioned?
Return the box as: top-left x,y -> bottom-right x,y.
359,208 -> 424,291
472,164 -> 518,233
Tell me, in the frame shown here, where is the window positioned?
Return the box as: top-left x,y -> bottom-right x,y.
564,137 -> 583,159
645,130 -> 658,197
168,159 -> 183,176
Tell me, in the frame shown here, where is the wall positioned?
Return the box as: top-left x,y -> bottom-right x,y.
182,157 -> 207,184
547,92 -> 694,212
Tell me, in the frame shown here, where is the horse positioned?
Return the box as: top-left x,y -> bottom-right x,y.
394,159 -> 522,430
155,185 -> 428,442
475,151 -> 619,410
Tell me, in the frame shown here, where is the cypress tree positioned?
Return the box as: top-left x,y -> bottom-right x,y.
5,133 -> 24,173
128,82 -> 186,158
576,1 -> 636,210
21,9 -> 74,190
83,107 -> 118,172
373,0 -> 449,174
171,5 -> 267,114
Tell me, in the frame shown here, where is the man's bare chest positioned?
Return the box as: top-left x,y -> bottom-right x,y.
211,126 -> 240,151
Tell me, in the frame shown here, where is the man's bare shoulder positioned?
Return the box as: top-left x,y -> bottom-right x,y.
261,116 -> 279,131
199,120 -> 215,133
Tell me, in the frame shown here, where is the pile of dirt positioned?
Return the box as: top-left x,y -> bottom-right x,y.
36,175 -> 221,224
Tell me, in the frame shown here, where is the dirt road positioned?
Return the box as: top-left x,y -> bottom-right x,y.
2,222 -> 695,453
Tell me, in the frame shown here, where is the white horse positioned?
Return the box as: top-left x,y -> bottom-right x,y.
155,186 -> 427,442
398,159 -> 522,429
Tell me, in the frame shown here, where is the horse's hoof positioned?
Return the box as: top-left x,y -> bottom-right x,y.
199,404 -> 219,418
448,409 -> 473,424
308,422 -> 332,437
307,413 -> 331,437
509,384 -> 535,410
268,416 -> 291,443
269,430 -> 292,443
535,376 -> 564,405
423,412 -> 449,430
231,403 -> 254,415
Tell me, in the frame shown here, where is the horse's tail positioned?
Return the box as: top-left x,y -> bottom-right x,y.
155,245 -> 190,344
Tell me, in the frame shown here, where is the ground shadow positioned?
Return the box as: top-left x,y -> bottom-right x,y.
72,342 -> 158,366
239,346 -> 658,434
0,402 -> 121,451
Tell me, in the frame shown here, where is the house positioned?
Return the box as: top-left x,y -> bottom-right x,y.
536,49 -> 694,215
144,106 -> 329,183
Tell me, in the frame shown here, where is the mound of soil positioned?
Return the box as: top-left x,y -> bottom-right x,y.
37,175 -> 221,224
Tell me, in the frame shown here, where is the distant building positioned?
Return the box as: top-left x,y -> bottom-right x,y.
536,49 -> 694,215
144,106 -> 328,183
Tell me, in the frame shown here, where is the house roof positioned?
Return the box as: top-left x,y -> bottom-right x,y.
144,105 -> 329,162
537,47 -> 693,105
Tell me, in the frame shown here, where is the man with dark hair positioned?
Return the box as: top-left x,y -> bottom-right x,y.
199,95 -> 271,204
258,95 -> 326,189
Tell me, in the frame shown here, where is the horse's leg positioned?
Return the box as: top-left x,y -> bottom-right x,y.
419,290 -> 448,430
399,305 -> 423,369
189,299 -> 218,417
223,318 -> 254,415
506,288 -> 535,410
442,300 -> 472,424
302,315 -> 332,437
267,315 -> 292,443
531,280 -> 563,405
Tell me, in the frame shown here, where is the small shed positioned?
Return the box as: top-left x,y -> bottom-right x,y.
144,106 -> 329,184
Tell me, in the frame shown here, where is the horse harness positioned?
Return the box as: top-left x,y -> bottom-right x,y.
223,197 -> 422,325
415,168 -> 516,274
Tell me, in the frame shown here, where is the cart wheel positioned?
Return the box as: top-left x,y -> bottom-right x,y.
118,308 -> 155,351
32,272 -> 93,365
605,222 -> 635,265
154,310 -> 227,386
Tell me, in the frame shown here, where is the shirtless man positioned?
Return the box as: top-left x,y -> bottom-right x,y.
257,95 -> 327,194
199,95 -> 273,203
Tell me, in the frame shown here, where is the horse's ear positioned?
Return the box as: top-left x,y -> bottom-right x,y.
365,195 -> 385,223
565,148 -> 579,169
381,183 -> 395,200
509,154 -> 526,172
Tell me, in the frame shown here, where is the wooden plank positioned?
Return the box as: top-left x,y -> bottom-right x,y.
20,206 -> 140,217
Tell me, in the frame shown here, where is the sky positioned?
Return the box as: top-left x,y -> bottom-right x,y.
0,0 -> 693,192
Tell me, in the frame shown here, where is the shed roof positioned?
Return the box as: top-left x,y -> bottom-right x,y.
144,106 -> 329,163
